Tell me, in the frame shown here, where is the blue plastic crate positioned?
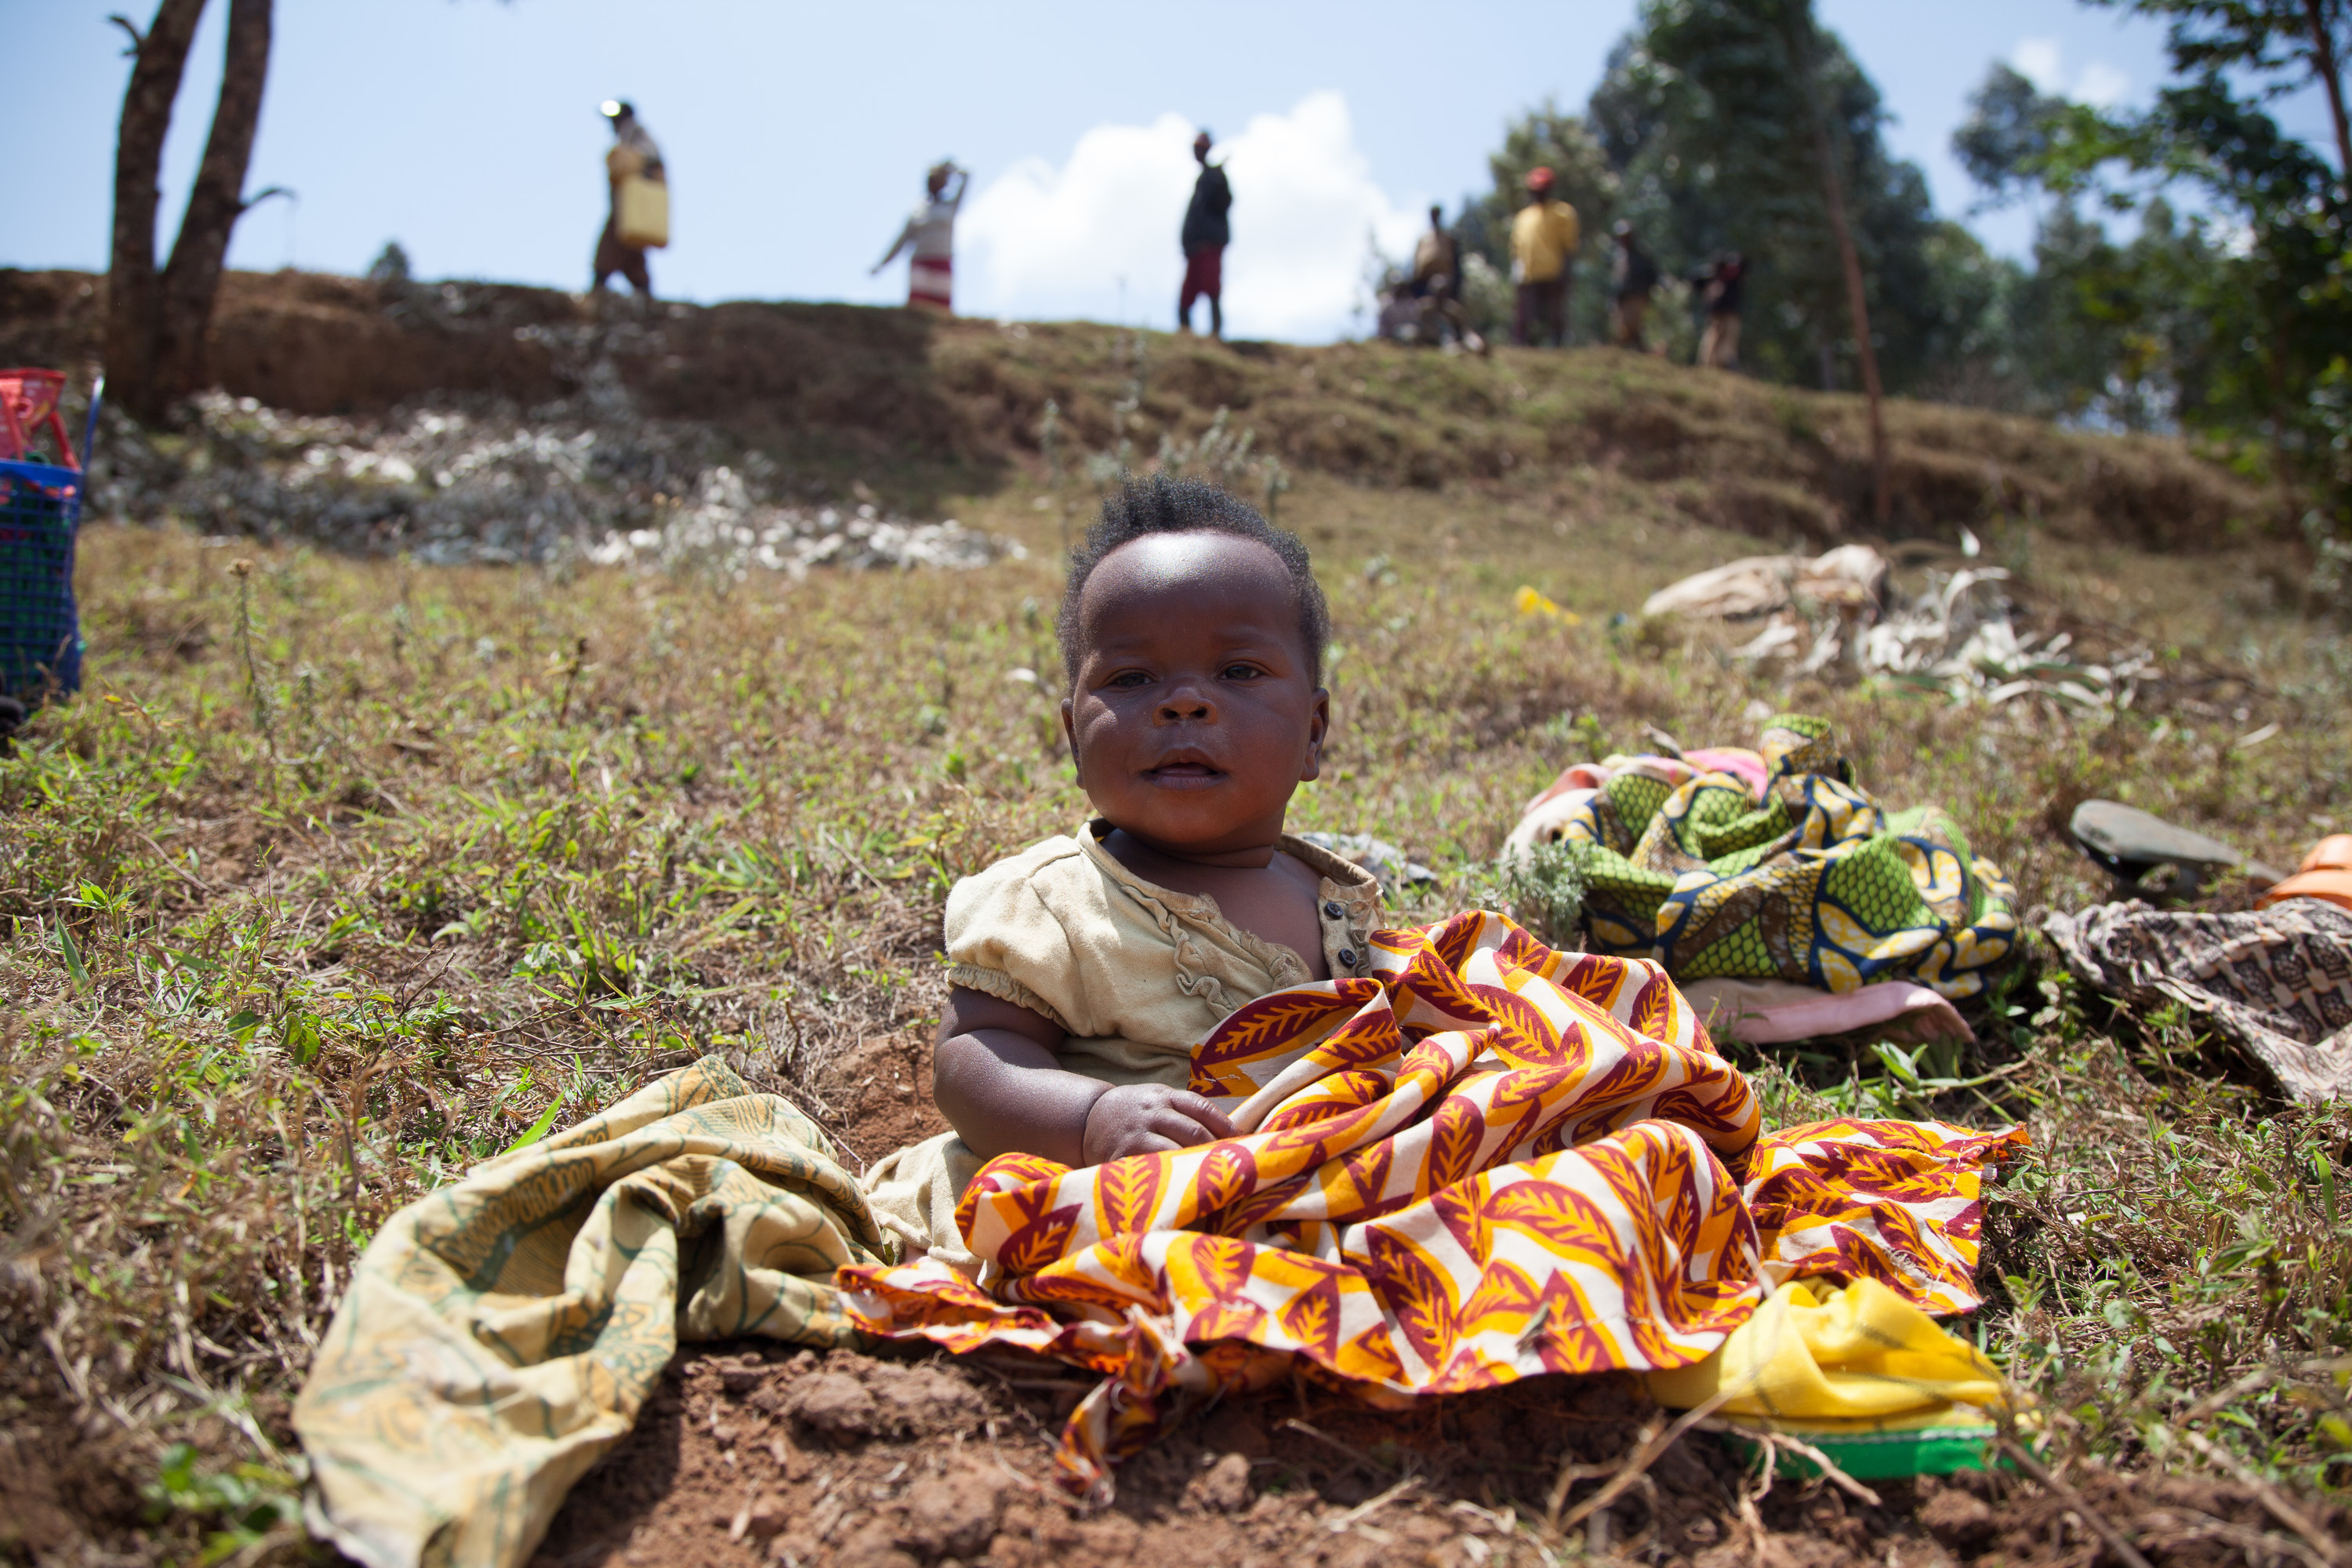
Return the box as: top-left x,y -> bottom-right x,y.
0,456 -> 83,699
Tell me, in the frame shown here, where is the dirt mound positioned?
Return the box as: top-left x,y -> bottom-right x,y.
532,1341 -> 2325,1568
0,267 -> 2274,554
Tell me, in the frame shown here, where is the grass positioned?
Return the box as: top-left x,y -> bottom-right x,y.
4,439 -> 2351,1562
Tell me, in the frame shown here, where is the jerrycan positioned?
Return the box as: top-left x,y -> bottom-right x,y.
617,176 -> 669,249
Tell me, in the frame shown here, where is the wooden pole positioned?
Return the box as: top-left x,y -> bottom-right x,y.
1788,2 -> 1890,531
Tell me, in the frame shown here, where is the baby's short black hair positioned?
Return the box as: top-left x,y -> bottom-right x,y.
1058,474 -> 1331,681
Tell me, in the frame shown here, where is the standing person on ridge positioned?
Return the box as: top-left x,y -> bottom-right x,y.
1509,166 -> 1580,348
1410,204 -> 1458,303
873,161 -> 969,315
1178,130 -> 1232,338
1609,220 -> 1661,351
592,100 -> 664,299
1409,204 -> 1484,351
1695,251 -> 1746,369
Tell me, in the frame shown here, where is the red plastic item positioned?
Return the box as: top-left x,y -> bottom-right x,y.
0,369 -> 78,470
2257,833 -> 2352,913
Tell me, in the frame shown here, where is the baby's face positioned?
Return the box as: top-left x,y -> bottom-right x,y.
1062,535 -> 1327,857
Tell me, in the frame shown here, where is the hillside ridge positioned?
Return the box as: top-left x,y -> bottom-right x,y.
0,266 -> 2268,553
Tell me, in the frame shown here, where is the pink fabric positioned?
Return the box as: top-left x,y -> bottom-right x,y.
1680,978 -> 1974,1046
1682,747 -> 1769,800
1521,746 -> 1768,815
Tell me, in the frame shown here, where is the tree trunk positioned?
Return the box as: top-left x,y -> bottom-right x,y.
151,0 -> 274,410
104,0 -> 209,423
1788,2 -> 1890,530
2305,0 -> 2352,183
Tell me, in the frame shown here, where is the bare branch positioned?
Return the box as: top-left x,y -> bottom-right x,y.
106,12 -> 144,55
239,185 -> 295,215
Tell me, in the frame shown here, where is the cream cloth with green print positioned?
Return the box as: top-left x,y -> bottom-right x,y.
1559,714 -> 2018,998
294,1058 -> 887,1568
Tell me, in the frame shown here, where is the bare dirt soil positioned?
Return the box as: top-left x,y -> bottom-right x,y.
524,1036 -> 2333,1568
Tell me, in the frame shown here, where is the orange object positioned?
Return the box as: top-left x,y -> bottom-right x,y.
2256,833 -> 2352,913
0,369 -> 76,470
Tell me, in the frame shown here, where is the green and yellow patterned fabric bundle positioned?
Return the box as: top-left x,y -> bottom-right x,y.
1561,714 -> 2017,997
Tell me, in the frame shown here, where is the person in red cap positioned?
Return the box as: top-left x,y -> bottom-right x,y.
1509,165 -> 1581,347
1179,130 -> 1232,336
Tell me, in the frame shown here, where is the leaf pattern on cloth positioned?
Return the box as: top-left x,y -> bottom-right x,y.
1560,713 -> 2019,998
841,911 -> 2023,1497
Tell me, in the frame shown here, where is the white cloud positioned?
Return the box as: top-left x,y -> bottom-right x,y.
956,91 -> 1423,343
2073,60 -> 2129,108
2012,37 -> 2063,93
2008,37 -> 2128,107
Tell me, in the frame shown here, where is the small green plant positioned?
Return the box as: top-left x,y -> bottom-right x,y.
143,1443 -> 302,1566
227,557 -> 272,739
1498,837 -> 1592,946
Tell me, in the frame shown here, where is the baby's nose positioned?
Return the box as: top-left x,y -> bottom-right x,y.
1156,689 -> 1215,721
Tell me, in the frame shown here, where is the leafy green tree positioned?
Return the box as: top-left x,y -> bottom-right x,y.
1582,0 -> 1950,397
1959,0 -> 2350,585
1952,64 -> 2070,199
1948,61 -> 2249,432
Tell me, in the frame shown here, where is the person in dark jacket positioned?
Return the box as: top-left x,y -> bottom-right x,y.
1179,130 -> 1232,337
1609,220 -> 1661,350
1695,251 -> 1745,368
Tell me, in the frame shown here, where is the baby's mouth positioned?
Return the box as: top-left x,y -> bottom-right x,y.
1143,760 -> 1225,789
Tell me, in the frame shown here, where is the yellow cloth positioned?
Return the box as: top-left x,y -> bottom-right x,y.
1511,198 -> 1581,284
293,1058 -> 887,1568
1647,1275 -> 2005,1424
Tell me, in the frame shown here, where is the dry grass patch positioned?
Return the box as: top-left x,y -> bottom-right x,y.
3,476 -> 2350,1563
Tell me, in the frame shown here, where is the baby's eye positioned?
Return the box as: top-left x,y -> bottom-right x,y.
1106,670 -> 1152,688
1221,663 -> 1264,681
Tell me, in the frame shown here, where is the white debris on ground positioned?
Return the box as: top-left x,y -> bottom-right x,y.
578,466 -> 1007,578
87,390 -> 1014,574
1849,565 -> 2153,710
1646,543 -> 2155,712
1641,544 -> 1889,620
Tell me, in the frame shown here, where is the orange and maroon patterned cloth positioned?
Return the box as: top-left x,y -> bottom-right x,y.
842,911 -> 2022,1496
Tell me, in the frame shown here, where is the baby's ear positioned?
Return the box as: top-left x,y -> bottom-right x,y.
1299,688 -> 1332,781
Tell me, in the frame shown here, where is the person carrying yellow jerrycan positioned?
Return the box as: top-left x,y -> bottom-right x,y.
593,99 -> 667,299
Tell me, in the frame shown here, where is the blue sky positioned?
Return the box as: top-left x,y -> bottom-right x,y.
6,2 -> 2340,341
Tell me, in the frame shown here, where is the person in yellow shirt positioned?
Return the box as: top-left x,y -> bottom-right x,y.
1509,166 -> 1581,347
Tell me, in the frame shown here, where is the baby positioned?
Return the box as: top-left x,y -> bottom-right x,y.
861,476 -> 1382,1264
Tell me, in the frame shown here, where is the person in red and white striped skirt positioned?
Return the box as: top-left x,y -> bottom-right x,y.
873,161 -> 968,314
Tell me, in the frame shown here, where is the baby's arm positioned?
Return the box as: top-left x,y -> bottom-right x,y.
935,985 -> 1235,1164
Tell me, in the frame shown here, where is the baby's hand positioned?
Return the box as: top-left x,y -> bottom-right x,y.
1081,1084 -> 1236,1164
